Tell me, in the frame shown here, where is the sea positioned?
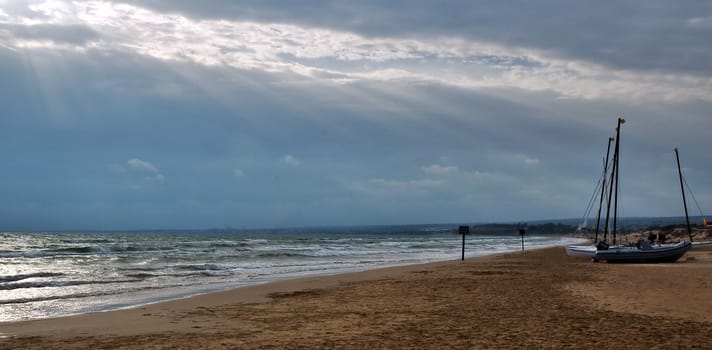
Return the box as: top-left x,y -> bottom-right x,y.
0,225 -> 583,322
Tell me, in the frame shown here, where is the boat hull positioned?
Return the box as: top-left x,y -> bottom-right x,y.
593,241 -> 692,263
565,245 -> 597,259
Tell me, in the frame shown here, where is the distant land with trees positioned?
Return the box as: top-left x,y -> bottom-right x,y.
464,216 -> 708,236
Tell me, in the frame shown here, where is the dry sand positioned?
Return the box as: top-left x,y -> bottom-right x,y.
1,246 -> 712,349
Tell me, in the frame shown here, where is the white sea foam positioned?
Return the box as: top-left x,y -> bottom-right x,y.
0,227 -> 580,322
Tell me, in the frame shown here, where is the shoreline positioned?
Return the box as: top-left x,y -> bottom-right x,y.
2,245 -> 711,349
0,231 -> 582,323
0,252 -> 489,337
2,237 -> 584,324
1,246 -> 532,326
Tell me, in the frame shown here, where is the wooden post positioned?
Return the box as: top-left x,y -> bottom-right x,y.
458,226 -> 469,260
519,228 -> 526,251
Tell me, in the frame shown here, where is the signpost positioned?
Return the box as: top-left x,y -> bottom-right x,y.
518,228 -> 526,252
458,225 -> 469,261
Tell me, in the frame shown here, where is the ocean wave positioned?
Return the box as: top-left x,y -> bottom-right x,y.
49,246 -> 100,254
118,266 -> 163,273
2,245 -> 180,258
4,246 -> 112,257
110,245 -> 176,253
0,229 -> 573,322
175,264 -> 234,277
198,270 -> 233,277
60,238 -> 113,244
124,273 -> 157,279
254,251 -> 321,259
176,263 -> 224,271
2,240 -> 263,260
124,269 -> 233,279
0,272 -> 64,283
408,243 -> 447,249
0,279 -> 142,291
163,271 -> 234,278
0,284 -> 174,305
211,241 -> 255,250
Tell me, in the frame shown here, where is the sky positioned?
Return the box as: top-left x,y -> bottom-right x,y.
0,0 -> 711,230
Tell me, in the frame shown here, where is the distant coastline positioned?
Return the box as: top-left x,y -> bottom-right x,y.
458,215 -> 709,236
3,215 -> 705,235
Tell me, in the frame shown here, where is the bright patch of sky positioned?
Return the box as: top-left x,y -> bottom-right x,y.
1,1 -> 709,102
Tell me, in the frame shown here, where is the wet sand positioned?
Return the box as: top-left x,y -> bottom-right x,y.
2,246 -> 711,349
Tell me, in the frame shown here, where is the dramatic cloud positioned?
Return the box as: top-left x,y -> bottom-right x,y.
0,1 -> 709,102
127,158 -> 159,173
132,0 -> 712,75
0,1 -> 709,230
113,158 -> 166,189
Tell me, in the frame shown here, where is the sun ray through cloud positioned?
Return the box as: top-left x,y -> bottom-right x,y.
0,0 -> 710,230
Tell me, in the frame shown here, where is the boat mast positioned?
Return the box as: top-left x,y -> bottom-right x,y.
612,117 -> 624,244
594,137 -> 615,243
674,147 -> 693,242
603,118 -> 624,243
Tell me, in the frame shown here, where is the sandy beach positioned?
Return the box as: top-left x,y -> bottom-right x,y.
2,246 -> 711,349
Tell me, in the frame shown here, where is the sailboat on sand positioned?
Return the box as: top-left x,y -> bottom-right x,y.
567,118 -> 693,263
